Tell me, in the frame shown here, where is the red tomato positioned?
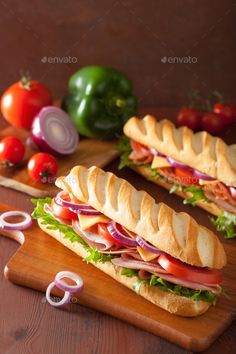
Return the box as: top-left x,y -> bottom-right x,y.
97,223 -> 124,246
131,141 -> 152,156
51,197 -> 77,221
1,79 -> 52,129
27,152 -> 58,184
201,112 -> 224,135
0,136 -> 25,165
213,102 -> 236,126
174,167 -> 199,186
177,108 -> 202,130
158,254 -> 222,284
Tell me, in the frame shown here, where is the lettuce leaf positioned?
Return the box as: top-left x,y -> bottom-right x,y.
121,270 -> 217,303
182,185 -> 210,206
32,198 -> 115,264
149,275 -> 217,304
121,268 -> 138,277
116,136 -> 132,169
211,211 -> 236,239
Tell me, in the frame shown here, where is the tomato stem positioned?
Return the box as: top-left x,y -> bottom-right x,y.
20,71 -> 31,90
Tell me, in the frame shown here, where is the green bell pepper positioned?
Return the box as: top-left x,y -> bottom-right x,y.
62,66 -> 137,139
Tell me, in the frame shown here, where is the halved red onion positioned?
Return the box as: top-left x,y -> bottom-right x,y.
136,236 -> 166,256
149,147 -> 166,157
107,221 -> 138,247
55,191 -> 102,216
46,281 -> 71,307
55,271 -> 84,294
193,169 -> 215,181
0,211 -> 32,231
31,106 -> 78,157
167,157 -> 191,169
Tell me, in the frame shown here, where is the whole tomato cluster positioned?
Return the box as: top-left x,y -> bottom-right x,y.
0,76 -> 58,183
177,102 -> 236,135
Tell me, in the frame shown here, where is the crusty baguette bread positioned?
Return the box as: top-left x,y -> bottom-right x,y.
123,115 -> 236,187
55,165 -> 226,269
131,164 -> 222,217
38,219 -> 211,317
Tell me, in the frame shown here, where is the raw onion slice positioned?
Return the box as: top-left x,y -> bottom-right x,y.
167,157 -> 191,169
229,186 -> 236,199
193,169 -> 215,181
55,191 -> 102,215
107,221 -> 137,247
0,211 -> 32,231
46,281 -> 71,307
136,236 -> 166,255
31,106 -> 78,157
55,271 -> 84,294
149,147 -> 166,157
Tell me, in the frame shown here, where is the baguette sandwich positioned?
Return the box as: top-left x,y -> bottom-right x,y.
120,115 -> 236,238
33,165 -> 227,317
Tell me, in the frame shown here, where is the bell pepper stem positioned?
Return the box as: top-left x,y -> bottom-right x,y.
115,98 -> 126,108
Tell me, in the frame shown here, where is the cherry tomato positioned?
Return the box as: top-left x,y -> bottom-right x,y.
213,102 -> 236,126
158,254 -> 222,284
51,197 -> 78,221
97,223 -> 124,246
1,78 -> 52,129
27,152 -> 58,184
201,112 -> 224,135
174,167 -> 199,186
177,108 -> 202,130
0,136 -> 25,165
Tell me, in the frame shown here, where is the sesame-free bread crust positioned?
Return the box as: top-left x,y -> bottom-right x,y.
123,115 -> 236,187
55,165 -> 226,269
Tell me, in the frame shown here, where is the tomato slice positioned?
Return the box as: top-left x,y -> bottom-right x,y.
158,254 -> 222,284
174,167 -> 199,186
51,197 -> 78,221
97,223 -> 124,246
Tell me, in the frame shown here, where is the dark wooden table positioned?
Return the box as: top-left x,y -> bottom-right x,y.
0,108 -> 236,354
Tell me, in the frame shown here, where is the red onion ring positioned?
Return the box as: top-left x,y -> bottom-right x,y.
107,221 -> 138,247
55,191 -> 102,216
193,169 -> 215,181
0,211 -> 32,231
167,157 -> 191,170
55,271 -> 84,294
46,281 -> 71,307
149,148 -> 166,157
136,236 -> 166,255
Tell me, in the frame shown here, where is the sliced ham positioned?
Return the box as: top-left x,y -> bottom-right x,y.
112,257 -> 221,294
204,182 -> 236,213
44,204 -> 71,225
72,220 -> 116,251
129,140 -> 153,164
204,190 -> 236,213
111,257 -> 168,274
129,151 -> 153,165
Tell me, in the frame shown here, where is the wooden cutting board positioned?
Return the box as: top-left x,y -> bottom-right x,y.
1,203 -> 235,352
0,126 -> 119,197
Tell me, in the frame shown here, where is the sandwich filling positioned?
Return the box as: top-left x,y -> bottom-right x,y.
118,136 -> 236,238
32,195 -> 224,305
